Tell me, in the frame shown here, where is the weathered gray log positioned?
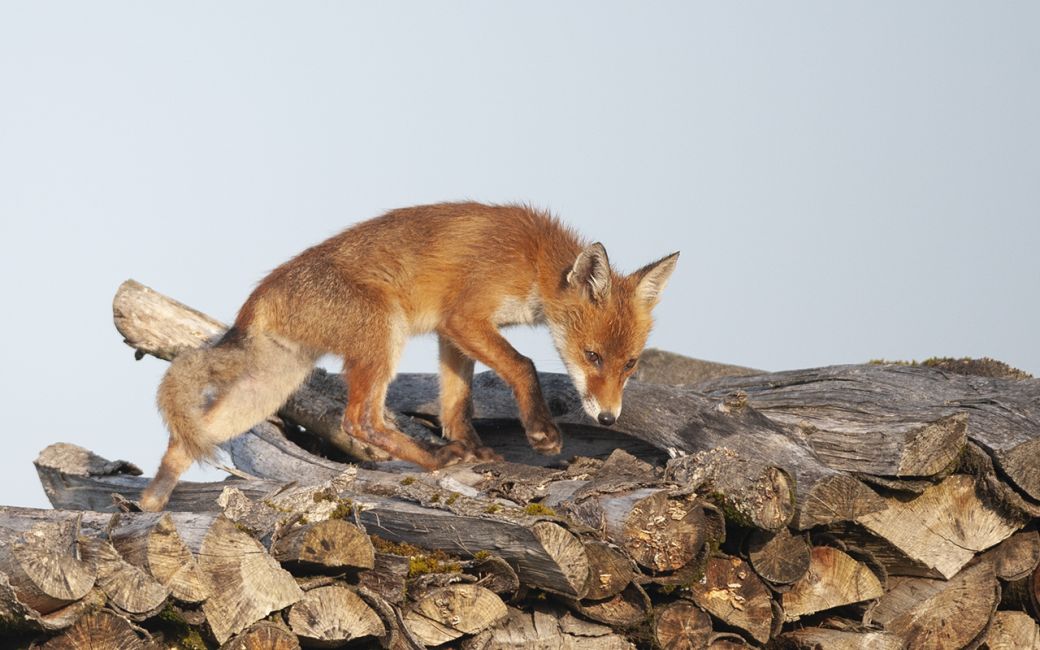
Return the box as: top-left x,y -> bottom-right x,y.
634,348 -> 761,385
698,363 -> 1040,505
112,279 -> 882,530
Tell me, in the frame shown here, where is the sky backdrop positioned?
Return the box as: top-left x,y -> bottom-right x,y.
2,2 -> 1038,507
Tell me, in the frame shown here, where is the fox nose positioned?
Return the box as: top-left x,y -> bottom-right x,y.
597,412 -> 616,426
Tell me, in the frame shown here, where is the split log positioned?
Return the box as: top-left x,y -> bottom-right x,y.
985,611 -> 1040,649
271,519 -> 375,571
854,474 -> 1022,579
287,585 -> 384,647
688,554 -> 774,644
402,583 -> 507,647
461,606 -> 635,650
581,541 -> 636,601
39,610 -> 152,650
981,529 -> 1040,582
562,583 -> 651,629
865,561 -> 1000,650
113,280 -> 882,530
653,600 -> 712,649
666,448 -> 794,531
782,546 -> 884,622
218,621 -> 301,650
0,518 -> 95,616
78,537 -> 169,618
196,517 -> 303,644
109,513 -> 211,604
745,528 -> 811,586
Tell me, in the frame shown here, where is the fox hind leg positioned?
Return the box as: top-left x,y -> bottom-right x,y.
437,335 -> 502,461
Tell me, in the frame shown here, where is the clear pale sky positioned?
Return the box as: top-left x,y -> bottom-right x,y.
2,3 -> 1037,508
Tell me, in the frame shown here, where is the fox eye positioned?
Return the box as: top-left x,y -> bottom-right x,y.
584,350 -> 602,367
624,358 -> 638,372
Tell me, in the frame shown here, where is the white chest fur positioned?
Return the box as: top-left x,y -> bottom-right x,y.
492,289 -> 545,327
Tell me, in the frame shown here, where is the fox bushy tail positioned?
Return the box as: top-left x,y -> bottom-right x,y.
140,331 -> 316,511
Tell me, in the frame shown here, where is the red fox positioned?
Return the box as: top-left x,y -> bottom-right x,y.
140,202 -> 678,511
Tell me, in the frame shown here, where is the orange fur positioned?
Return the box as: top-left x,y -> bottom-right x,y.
140,202 -> 678,511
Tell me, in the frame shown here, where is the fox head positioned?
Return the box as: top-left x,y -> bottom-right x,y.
548,244 -> 679,426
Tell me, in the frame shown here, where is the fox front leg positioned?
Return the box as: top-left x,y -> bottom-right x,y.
439,321 -> 562,456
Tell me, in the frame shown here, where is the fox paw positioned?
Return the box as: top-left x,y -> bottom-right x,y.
432,441 -> 502,466
525,419 -> 562,455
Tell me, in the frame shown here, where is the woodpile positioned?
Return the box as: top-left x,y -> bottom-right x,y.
2,279 -> 1040,648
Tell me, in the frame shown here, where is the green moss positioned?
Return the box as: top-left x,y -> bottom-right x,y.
429,492 -> 441,503
473,550 -> 492,561
408,553 -> 462,578
484,504 -> 501,514
400,476 -> 416,486
329,498 -> 355,520
312,490 -> 334,503
154,605 -> 210,650
445,492 -> 459,505
371,535 -> 424,556
261,499 -> 293,514
523,503 -> 556,517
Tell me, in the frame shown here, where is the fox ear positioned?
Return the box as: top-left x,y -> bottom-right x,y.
567,243 -> 612,303
633,251 -> 679,306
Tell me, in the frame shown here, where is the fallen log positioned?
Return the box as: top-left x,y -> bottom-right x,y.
633,348 -> 761,385
699,362 -> 1040,506
112,279 -> 880,530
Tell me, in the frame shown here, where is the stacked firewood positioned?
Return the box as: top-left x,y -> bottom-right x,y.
1,280 -> 1039,649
